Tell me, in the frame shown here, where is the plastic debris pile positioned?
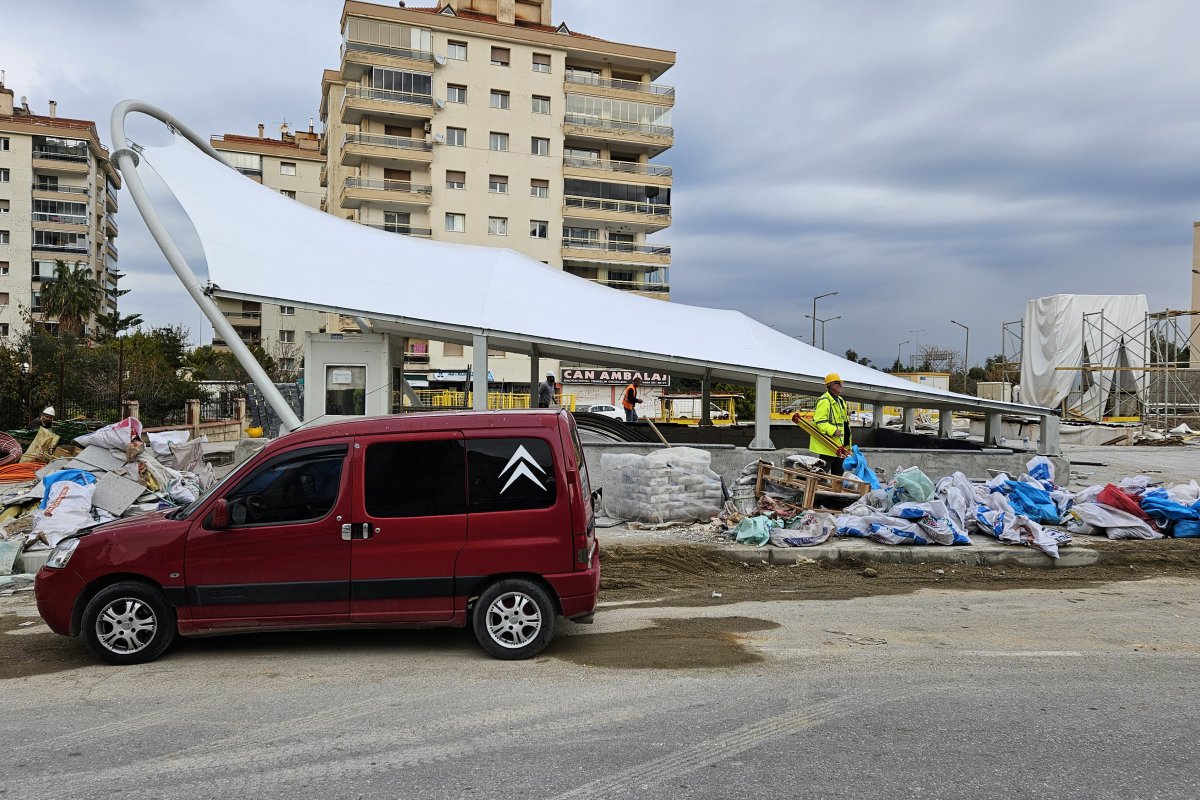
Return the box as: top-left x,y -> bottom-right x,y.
0,418 -> 215,578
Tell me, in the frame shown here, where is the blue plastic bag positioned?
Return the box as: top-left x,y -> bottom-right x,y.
1140,494 -> 1200,537
841,445 -> 880,490
40,469 -> 97,510
1003,480 -> 1060,524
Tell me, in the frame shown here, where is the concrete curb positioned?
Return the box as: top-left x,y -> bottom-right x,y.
711,540 -> 1101,569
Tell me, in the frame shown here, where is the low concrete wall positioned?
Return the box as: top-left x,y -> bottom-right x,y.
142,419 -> 246,443
581,443 -> 1069,490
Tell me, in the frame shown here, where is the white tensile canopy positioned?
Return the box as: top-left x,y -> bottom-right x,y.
139,134 -> 1052,418
1020,294 -> 1149,419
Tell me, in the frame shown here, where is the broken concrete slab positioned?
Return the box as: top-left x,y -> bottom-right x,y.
73,445 -> 128,473
35,458 -> 74,480
91,471 -> 149,517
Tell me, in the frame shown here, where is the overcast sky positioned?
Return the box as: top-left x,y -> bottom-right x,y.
4,0 -> 1198,367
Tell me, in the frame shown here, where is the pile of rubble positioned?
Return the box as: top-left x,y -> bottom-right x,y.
0,418 -> 217,582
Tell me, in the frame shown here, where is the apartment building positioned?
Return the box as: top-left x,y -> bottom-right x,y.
0,81 -> 121,339
319,0 -> 675,388
209,124 -> 329,374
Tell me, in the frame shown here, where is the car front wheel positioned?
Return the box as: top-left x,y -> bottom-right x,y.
81,581 -> 177,665
472,579 -> 556,660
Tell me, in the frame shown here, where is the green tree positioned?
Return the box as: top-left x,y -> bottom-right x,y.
39,260 -> 103,335
95,310 -> 144,340
844,348 -> 872,367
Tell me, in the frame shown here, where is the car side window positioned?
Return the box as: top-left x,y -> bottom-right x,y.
467,437 -> 557,513
226,445 -> 347,526
364,439 -> 466,518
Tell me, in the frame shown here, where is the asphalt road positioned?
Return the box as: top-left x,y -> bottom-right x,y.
3,573 -> 1198,800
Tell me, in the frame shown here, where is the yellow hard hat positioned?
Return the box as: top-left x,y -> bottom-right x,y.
824,373 -> 842,385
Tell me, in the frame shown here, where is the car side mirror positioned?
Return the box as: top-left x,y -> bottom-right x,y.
210,499 -> 230,530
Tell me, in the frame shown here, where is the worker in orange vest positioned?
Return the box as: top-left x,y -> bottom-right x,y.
621,376 -> 643,423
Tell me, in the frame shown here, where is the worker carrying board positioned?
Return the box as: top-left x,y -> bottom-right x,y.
801,373 -> 851,475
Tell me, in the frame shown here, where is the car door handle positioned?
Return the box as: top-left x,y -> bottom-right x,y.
361,523 -> 373,540
341,523 -> 353,541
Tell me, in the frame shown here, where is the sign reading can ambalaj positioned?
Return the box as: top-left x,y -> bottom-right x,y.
561,368 -> 671,386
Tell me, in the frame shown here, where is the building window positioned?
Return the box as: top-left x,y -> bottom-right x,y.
279,330 -> 296,343
443,342 -> 463,357
489,174 -> 508,194
529,220 -> 549,239
490,90 -> 509,110
489,132 -> 509,151
280,162 -> 297,176
0,292 -> 10,306
531,137 -> 550,156
446,127 -> 466,147
445,170 -> 466,189
530,179 -> 549,198
0,169 -> 9,183
447,40 -> 467,60
280,305 -> 295,315
532,95 -> 550,114
0,200 -> 8,213
0,137 -> 9,151
488,216 -> 508,236
279,358 -> 295,372
0,261 -> 8,276
280,190 -> 296,199
490,46 -> 510,67
532,53 -> 551,73
445,212 -> 465,233
447,84 -> 466,103
0,231 -> 8,244
0,324 -> 8,337
384,211 -> 411,233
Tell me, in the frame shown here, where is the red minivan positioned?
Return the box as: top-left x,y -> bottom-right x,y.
35,410 -> 599,664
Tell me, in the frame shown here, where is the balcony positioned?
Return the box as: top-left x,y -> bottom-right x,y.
339,177 -> 433,211
106,184 -> 119,212
562,155 -> 672,187
105,239 -> 118,259
341,85 -> 436,126
32,237 -> 89,255
340,40 -> 436,81
31,149 -> 90,175
105,215 -> 118,237
359,221 -> 433,238
341,132 -> 434,168
564,73 -> 675,104
563,196 -> 671,232
223,310 -> 262,325
563,113 -> 673,154
32,183 -> 89,201
31,211 -> 89,231
561,238 -> 671,267
592,277 -> 670,297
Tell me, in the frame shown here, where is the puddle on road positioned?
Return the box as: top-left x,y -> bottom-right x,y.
551,616 -> 779,669
0,615 -> 92,679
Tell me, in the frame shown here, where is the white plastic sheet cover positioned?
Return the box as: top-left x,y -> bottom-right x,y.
1019,294 -> 1148,413
138,137 -> 1029,410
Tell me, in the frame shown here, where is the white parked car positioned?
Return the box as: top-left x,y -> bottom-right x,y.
579,404 -> 624,420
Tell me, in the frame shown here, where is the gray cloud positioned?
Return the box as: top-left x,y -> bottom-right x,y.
5,0 -> 1196,366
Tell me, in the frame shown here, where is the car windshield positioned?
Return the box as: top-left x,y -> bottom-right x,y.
168,453 -> 261,520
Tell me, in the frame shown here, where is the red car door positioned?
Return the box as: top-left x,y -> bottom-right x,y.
349,432 -> 467,623
185,441 -> 353,626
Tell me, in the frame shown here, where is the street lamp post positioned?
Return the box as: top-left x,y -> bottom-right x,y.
811,291 -> 838,346
951,319 -> 970,393
909,329 -> 926,367
896,340 -> 909,371
804,314 -> 841,351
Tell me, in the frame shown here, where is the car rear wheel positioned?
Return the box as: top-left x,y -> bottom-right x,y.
472,579 -> 556,660
81,581 -> 177,665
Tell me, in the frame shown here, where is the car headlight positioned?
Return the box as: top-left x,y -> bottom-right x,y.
45,538 -> 79,569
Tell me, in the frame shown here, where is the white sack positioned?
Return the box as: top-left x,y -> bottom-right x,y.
1071,502 -> 1162,540
75,418 -> 144,451
32,481 -> 97,548
147,430 -> 190,457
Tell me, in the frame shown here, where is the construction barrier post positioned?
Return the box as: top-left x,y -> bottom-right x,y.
749,374 -> 775,450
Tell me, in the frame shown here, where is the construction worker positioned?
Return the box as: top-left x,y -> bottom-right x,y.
621,376 -> 643,423
537,373 -> 556,408
31,406 -> 55,429
807,374 -> 851,475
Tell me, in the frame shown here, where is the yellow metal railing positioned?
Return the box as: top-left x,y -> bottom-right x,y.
401,390 -> 576,411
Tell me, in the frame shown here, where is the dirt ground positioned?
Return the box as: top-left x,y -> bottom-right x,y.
597,538 -> 1200,607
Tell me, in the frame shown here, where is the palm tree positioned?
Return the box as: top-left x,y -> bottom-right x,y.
39,260 -> 103,335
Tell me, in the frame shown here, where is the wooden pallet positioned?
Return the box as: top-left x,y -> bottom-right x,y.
754,462 -> 870,510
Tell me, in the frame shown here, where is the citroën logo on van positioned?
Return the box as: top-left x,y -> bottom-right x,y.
499,445 -> 547,493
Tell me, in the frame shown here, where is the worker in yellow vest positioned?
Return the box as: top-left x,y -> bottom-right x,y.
809,373 -> 851,475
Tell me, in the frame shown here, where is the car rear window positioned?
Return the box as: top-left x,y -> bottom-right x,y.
467,438 -> 556,513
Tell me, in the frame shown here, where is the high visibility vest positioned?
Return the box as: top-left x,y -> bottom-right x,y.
809,392 -> 849,457
621,383 -> 637,410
